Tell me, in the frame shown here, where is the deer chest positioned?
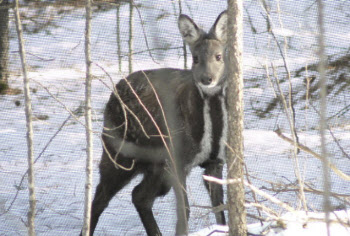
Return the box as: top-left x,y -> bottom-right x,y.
188,95 -> 227,170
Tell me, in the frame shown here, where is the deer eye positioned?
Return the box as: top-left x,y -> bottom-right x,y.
193,56 -> 199,64
215,54 -> 222,61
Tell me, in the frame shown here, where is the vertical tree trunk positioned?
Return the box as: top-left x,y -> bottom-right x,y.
82,0 -> 94,235
226,0 -> 247,235
178,0 -> 187,69
14,1 -> 36,235
128,1 -> 134,74
0,0 -> 9,93
316,0 -> 331,235
116,3 -> 122,73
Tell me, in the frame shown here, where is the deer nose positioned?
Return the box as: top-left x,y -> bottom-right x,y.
201,76 -> 213,85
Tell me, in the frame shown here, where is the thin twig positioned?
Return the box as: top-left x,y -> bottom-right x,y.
309,102 -> 350,160
31,79 -> 87,128
131,0 -> 159,65
138,70 -> 187,207
94,63 -> 149,139
262,183 -> 350,206
2,114 -> 72,215
119,46 -> 183,59
245,164 -> 264,226
94,63 -> 157,170
123,78 -> 173,160
203,175 -> 295,212
260,0 -> 301,153
274,128 -> 350,181
261,1 -> 305,211
140,70 -> 174,150
271,63 -> 307,210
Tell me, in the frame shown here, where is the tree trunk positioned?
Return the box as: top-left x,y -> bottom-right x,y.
128,1 -> 133,74
178,0 -> 187,69
316,0 -> 331,235
116,3 -> 122,72
0,0 -> 9,93
82,0 -> 94,235
14,0 -> 36,235
226,0 -> 247,235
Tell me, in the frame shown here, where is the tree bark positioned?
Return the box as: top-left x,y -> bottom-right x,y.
116,3 -> 122,72
14,0 -> 36,235
82,0 -> 94,235
178,0 -> 187,69
128,1 -> 134,74
226,0 -> 247,235
0,0 -> 9,92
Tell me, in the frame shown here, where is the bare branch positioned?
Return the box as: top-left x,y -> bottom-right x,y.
14,0 -> 36,234
203,175 -> 295,213
260,0 -> 300,152
274,128 -> 350,181
271,63 -> 307,210
31,79 -> 86,128
308,103 -> 350,161
244,164 -> 264,226
3,114 -> 71,215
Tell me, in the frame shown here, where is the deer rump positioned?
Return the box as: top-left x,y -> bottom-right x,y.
103,68 -> 205,167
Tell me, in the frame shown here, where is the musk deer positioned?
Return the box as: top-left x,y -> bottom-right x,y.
83,11 -> 229,236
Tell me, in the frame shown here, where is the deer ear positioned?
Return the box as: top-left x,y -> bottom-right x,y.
178,14 -> 202,46
210,11 -> 228,43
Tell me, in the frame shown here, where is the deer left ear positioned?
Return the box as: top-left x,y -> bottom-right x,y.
210,11 -> 228,44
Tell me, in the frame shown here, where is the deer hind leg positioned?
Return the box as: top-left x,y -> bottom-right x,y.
132,166 -> 171,236
87,151 -> 137,235
201,159 -> 226,225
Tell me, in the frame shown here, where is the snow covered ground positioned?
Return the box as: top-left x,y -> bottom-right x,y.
192,210 -> 350,236
1,0 -> 349,235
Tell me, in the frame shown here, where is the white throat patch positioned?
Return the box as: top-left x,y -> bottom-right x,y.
197,83 -> 222,97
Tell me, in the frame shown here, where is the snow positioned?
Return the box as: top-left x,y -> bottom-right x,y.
250,210 -> 350,236
192,210 -> 350,236
1,0 -> 350,235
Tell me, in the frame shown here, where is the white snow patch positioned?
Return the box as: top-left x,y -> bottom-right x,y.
191,210 -> 350,236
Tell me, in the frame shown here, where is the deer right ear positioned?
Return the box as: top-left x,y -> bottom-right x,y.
178,15 -> 202,46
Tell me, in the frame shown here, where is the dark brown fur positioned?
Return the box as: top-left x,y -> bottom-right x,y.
81,11 -> 228,236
